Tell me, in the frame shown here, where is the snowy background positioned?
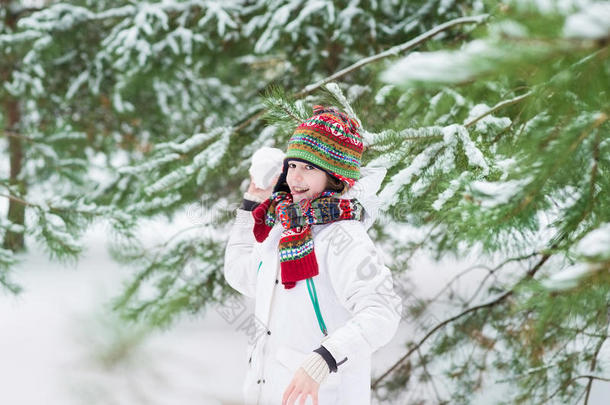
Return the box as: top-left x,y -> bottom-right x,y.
2,208 -> 609,405
1,0 -> 608,403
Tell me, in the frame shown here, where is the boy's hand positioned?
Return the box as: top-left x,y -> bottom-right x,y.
282,368 -> 320,405
246,175 -> 278,201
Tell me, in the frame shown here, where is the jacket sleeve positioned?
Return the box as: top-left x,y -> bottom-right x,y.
321,221 -> 402,369
223,208 -> 259,298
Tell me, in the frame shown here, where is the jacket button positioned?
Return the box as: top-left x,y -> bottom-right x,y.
248,356 -> 252,364
257,379 -> 261,384
262,379 -> 266,384
267,330 -> 271,335
275,279 -> 279,284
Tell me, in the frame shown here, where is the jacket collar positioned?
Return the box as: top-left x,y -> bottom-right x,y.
342,166 -> 386,230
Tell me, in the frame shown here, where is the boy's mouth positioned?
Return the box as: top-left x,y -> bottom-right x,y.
292,186 -> 309,195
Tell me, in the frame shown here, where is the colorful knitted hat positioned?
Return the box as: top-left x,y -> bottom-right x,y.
284,105 -> 363,188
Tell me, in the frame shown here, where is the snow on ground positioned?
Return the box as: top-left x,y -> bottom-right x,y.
1,210 -> 609,404
0,212 -> 250,405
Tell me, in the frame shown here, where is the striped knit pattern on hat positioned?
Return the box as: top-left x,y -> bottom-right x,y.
252,190 -> 364,289
286,105 -> 363,188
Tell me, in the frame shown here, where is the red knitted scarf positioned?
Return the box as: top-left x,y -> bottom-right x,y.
252,190 -> 363,289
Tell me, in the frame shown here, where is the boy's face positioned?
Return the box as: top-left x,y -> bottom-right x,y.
285,160 -> 328,203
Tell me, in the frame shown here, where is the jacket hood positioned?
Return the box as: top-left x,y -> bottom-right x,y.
342,166 -> 387,230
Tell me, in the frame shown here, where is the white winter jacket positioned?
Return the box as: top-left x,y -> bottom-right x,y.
224,166 -> 402,405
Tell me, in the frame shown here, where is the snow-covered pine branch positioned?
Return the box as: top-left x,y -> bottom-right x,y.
376,122 -> 489,209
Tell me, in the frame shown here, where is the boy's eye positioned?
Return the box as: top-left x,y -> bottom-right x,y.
287,162 -> 315,170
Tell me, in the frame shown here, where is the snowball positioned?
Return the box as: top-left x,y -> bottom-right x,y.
248,147 -> 285,189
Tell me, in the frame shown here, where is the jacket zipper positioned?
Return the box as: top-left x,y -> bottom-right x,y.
306,277 -> 328,336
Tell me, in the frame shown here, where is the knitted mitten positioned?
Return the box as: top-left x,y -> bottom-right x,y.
252,198 -> 273,242
300,352 -> 330,385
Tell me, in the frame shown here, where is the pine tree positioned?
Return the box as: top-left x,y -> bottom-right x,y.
0,0 -> 476,311
366,1 -> 610,404
2,0 -> 608,403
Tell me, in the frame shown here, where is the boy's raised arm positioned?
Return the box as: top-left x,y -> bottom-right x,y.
223,207 -> 260,298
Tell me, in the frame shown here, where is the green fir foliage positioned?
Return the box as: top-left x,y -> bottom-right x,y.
1,0 -> 609,403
